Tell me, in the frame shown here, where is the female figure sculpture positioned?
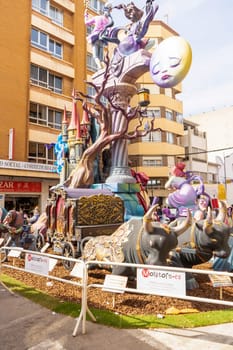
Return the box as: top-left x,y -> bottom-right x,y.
84,3 -> 115,69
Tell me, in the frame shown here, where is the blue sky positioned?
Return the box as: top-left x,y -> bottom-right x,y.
111,0 -> 233,116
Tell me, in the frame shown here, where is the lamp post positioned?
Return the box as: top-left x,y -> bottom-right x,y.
223,152 -> 233,200
224,154 -> 227,192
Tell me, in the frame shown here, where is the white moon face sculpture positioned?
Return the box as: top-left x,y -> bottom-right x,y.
149,36 -> 192,88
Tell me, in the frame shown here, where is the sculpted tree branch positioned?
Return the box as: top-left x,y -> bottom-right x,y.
64,54 -> 160,189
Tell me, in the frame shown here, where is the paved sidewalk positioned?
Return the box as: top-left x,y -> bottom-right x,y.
0,282 -> 233,349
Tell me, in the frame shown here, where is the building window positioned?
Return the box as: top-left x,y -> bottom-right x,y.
96,41 -> 104,61
88,0 -> 104,12
48,109 -> 62,129
30,64 -> 63,94
164,88 -> 172,97
87,85 -> 96,101
87,53 -> 98,71
176,112 -> 183,123
147,178 -> 162,187
48,74 -> 62,93
28,142 -> 55,164
99,1 -> 105,13
32,0 -> 48,15
49,39 -> 62,58
146,109 -> 161,118
29,102 -> 62,130
142,158 -> 162,167
31,28 -> 47,50
29,102 -> 47,125
31,28 -> 63,59
87,85 -> 107,105
49,5 -> 63,26
32,0 -> 63,26
142,130 -> 161,142
165,109 -> 173,120
30,64 -> 47,88
166,132 -> 174,144
86,25 -> 93,36
138,83 -> 160,95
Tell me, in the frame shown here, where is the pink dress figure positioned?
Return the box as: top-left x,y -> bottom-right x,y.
84,5 -> 113,69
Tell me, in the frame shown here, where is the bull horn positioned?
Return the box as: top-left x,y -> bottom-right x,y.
215,200 -> 227,223
169,209 -> 192,236
143,204 -> 159,233
203,206 -> 213,235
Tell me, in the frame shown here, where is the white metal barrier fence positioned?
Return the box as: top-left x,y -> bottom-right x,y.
0,246 -> 88,336
1,246 -> 233,337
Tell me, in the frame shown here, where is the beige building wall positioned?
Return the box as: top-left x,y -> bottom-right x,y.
187,107 -> 233,204
187,106 -> 233,162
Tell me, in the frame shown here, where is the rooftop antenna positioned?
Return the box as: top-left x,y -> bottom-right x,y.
164,14 -> 169,24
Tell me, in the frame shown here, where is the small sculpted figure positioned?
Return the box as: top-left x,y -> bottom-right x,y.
171,162 -> 186,178
26,206 -> 40,225
115,1 -> 159,56
3,209 -> 24,234
118,2 -> 144,22
0,207 -> 7,223
1,209 -> 24,246
193,195 -> 209,221
30,212 -> 48,238
131,169 -> 150,212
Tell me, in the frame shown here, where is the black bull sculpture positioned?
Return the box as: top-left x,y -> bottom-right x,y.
82,201 -> 231,290
170,201 -> 231,288
82,204 -> 192,274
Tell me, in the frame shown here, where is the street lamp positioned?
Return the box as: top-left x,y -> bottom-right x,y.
223,152 -> 233,199
137,88 -> 150,107
224,155 -> 227,192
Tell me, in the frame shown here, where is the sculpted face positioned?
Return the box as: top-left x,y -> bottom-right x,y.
150,36 -> 192,88
197,196 -> 209,211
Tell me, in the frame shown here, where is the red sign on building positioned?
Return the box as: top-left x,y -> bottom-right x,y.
0,181 -> 41,192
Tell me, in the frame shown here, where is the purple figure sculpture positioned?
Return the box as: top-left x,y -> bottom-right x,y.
84,1 -> 159,69
165,163 -> 208,217
116,1 -> 159,56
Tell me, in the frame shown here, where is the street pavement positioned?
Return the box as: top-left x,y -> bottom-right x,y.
1,282 -> 233,350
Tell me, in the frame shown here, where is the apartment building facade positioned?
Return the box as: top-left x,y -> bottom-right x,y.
181,118 -> 209,181
0,0 -> 87,213
179,118 -> 219,196
187,107 -> 233,203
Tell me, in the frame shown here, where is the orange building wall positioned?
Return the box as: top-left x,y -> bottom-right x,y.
0,1 -> 87,162
0,1 -> 30,161
73,1 -> 86,95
